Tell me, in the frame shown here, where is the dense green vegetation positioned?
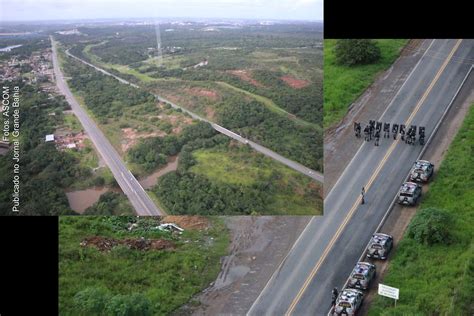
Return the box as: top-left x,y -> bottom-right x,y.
153,140 -> 321,215
59,216 -> 230,315
61,22 -> 323,171
84,192 -> 134,216
369,104 -> 474,315
334,39 -> 381,66
0,35 -> 50,61
128,121 -> 216,173
0,81 -> 87,215
324,39 -> 408,128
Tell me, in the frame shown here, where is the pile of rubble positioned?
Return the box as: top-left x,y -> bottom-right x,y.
80,236 -> 175,252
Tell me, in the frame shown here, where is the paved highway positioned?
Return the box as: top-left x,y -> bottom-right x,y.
248,39 -> 474,315
65,49 -> 323,183
51,37 -> 163,216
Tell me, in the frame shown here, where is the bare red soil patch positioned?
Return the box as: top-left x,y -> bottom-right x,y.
228,70 -> 264,88
80,236 -> 175,252
121,128 -> 166,152
186,87 -> 219,100
280,75 -> 310,89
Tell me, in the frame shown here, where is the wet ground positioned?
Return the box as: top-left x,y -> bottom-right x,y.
138,156 -> 178,190
176,216 -> 311,315
66,187 -> 109,213
66,157 -> 178,212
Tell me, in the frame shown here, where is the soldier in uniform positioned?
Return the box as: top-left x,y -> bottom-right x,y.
383,122 -> 390,138
369,120 -> 375,139
354,122 -> 361,138
374,130 -> 380,146
419,126 -> 425,145
392,123 -> 399,140
364,125 -> 370,141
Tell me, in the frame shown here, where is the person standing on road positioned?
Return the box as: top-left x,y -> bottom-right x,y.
331,287 -> 339,307
361,187 -> 366,205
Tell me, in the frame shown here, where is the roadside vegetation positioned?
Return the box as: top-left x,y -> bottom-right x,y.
0,80 -> 96,215
369,104 -> 474,315
59,216 -> 230,315
324,39 -> 408,128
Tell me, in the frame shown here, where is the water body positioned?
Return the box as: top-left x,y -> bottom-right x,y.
0,44 -> 22,52
66,187 -> 109,213
139,156 -> 178,189
66,156 -> 178,212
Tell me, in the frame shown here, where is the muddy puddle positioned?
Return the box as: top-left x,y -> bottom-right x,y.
139,156 -> 178,189
66,187 -> 109,213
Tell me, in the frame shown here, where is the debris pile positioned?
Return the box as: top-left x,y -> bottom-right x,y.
80,236 -> 175,252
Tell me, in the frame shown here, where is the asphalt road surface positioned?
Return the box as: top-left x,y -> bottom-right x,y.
248,39 -> 474,315
65,49 -> 323,183
51,37 -> 163,216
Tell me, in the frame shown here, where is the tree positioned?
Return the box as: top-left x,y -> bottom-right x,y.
334,39 -> 381,66
407,207 -> 453,245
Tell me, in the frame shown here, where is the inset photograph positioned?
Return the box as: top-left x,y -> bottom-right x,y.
0,1 -> 323,216
58,215 -> 311,315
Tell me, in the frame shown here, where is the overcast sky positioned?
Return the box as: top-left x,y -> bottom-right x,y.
1,0 -> 323,22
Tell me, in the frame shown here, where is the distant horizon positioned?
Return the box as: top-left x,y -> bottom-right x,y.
0,0 -> 323,22
0,16 -> 324,24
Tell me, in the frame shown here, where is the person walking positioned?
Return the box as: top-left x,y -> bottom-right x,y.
361,186 -> 366,205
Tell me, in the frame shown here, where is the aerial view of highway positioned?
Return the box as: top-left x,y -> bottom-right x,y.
2,0 -> 474,314
247,39 -> 473,315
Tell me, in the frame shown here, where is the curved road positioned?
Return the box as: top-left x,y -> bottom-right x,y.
51,37 -> 163,216
248,39 -> 474,315
64,49 -> 323,183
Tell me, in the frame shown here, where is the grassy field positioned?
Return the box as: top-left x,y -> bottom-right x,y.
59,216 -> 230,315
369,104 -> 474,315
190,145 -> 322,215
324,39 -> 408,128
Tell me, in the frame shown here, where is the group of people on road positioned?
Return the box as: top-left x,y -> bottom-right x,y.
354,121 -> 425,146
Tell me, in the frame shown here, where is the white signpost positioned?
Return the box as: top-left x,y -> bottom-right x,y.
378,283 -> 399,306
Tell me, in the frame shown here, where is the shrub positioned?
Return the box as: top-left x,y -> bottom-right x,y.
73,287 -> 110,315
334,39 -> 381,66
407,207 -> 453,245
105,293 -> 152,316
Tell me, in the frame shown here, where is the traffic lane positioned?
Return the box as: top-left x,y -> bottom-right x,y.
248,40 -> 460,315
297,135 -> 423,313
292,53 -> 474,313
325,39 -> 452,205
52,40 -> 161,215
325,39 -> 462,214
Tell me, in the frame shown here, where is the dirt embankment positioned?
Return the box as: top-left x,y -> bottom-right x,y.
228,69 -> 264,88
176,216 -> 311,315
280,75 -> 310,89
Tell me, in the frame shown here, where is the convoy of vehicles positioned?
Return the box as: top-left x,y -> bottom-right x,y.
332,159 -> 435,315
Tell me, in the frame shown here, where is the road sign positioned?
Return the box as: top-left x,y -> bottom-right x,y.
378,283 -> 399,300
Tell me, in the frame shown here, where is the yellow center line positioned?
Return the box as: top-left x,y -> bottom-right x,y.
285,39 -> 462,315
